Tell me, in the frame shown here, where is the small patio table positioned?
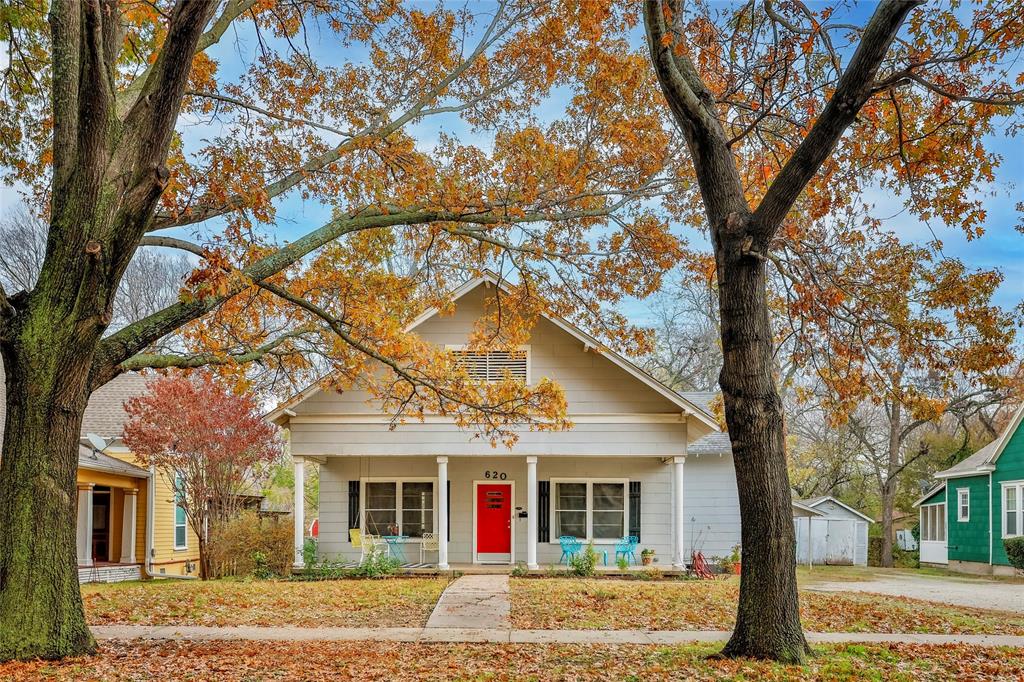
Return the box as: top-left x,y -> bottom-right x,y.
382,535 -> 409,563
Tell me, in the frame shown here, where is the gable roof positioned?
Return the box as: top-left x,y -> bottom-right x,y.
797,495 -> 874,523
0,362 -> 149,441
267,273 -> 720,433
78,446 -> 150,478
913,482 -> 947,508
791,500 -> 827,517
934,402 -> 1024,479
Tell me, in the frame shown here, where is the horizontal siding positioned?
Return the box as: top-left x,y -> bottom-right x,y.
993,422 -> 1024,566
295,286 -> 683,420
316,454 -> 740,566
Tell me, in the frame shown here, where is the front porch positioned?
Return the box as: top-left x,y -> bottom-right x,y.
291,453 -> 714,572
76,448 -> 150,583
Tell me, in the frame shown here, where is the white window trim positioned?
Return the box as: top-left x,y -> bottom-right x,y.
445,344 -> 531,384
548,477 -> 629,545
360,477 -> 438,543
957,488 -> 970,522
919,502 -> 947,543
1002,481 -> 1024,539
173,472 -> 188,551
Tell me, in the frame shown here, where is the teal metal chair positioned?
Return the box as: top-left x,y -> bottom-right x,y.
615,535 -> 639,565
558,535 -> 582,564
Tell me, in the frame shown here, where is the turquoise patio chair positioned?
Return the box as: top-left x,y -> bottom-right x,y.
558,535 -> 582,564
615,535 -> 639,565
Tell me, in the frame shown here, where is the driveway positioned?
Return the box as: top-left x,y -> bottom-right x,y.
805,570 -> 1024,613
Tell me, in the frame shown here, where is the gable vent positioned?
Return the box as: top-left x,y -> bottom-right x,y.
449,348 -> 528,382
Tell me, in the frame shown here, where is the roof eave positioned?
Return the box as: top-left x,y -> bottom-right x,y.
934,464 -> 995,480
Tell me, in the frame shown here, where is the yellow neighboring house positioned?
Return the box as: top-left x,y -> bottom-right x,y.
0,366 -> 200,583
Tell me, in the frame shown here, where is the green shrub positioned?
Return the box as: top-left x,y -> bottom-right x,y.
350,546 -> 401,578
616,555 -> 629,572
302,537 -> 318,566
251,550 -> 274,580
569,542 -> 599,577
207,511 -> 293,578
510,562 -> 529,577
1004,536 -> 1024,571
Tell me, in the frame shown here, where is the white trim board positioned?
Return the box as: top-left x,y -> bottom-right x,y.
287,413 -> 690,425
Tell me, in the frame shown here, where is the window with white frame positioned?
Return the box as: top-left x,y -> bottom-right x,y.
957,488 -> 970,522
363,480 -> 435,538
552,479 -> 627,541
1003,482 -> 1023,538
173,472 -> 187,549
447,346 -> 529,382
920,503 -> 946,542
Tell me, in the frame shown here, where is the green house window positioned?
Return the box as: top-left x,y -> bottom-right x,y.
1004,483 -> 1023,539
957,489 -> 969,523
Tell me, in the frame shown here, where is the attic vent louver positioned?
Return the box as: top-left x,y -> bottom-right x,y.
449,348 -> 528,382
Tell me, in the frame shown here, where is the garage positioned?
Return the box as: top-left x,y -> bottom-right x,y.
794,496 -> 872,566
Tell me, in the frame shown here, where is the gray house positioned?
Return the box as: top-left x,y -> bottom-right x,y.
269,274 -> 739,569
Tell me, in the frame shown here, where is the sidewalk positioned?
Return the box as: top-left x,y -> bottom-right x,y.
425,574 -> 510,629
89,625 -> 1024,648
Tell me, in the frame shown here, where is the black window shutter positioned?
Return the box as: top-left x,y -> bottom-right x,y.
348,481 -> 360,541
538,480 -> 550,542
629,481 -> 641,541
447,480 -> 451,542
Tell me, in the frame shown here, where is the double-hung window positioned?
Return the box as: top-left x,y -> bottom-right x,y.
1003,482 -> 1024,539
173,472 -> 187,550
957,488 -> 970,522
552,479 -> 627,542
363,480 -> 435,538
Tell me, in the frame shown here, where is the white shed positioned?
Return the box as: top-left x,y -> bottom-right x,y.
793,496 -> 872,566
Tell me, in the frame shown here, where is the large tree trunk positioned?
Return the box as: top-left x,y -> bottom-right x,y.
717,218 -> 810,663
0,340 -> 99,660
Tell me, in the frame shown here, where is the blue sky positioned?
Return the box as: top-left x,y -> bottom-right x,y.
1,2 -> 1021,326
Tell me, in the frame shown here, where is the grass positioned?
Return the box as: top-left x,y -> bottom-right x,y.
509,577 -> 1024,634
2,640 -> 1021,681
82,577 -> 450,628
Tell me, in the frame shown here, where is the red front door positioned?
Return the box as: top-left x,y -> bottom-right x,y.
476,483 -> 512,556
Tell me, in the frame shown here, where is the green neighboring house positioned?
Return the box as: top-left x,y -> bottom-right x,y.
915,403 -> 1024,576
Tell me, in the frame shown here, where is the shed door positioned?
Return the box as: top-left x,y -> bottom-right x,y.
825,519 -> 855,565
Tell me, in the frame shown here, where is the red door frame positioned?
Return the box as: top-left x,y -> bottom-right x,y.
473,481 -> 514,563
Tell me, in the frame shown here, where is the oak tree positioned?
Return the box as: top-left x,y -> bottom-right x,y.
0,1 -> 681,660
644,0 -> 1023,662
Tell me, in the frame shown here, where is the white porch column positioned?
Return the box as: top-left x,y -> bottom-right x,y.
672,455 -> 686,568
293,457 -> 305,568
119,488 -> 138,564
437,456 -> 449,569
76,483 -> 94,567
526,456 -> 538,569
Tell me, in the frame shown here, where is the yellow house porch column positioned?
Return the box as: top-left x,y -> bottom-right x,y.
119,488 -> 138,564
76,482 -> 94,566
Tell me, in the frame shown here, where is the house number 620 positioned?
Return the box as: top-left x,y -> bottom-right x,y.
484,471 -> 507,480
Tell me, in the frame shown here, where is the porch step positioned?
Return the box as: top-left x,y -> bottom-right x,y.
425,575 -> 510,629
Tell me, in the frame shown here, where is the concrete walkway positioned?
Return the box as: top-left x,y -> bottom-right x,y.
425,574 -> 510,629
89,625 -> 1024,647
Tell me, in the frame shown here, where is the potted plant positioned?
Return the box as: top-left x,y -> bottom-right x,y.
641,548 -> 656,566
728,544 -> 742,575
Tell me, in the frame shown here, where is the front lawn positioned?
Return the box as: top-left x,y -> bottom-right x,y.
2,640 -> 1020,681
510,577 -> 1024,634
83,577 -> 449,628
